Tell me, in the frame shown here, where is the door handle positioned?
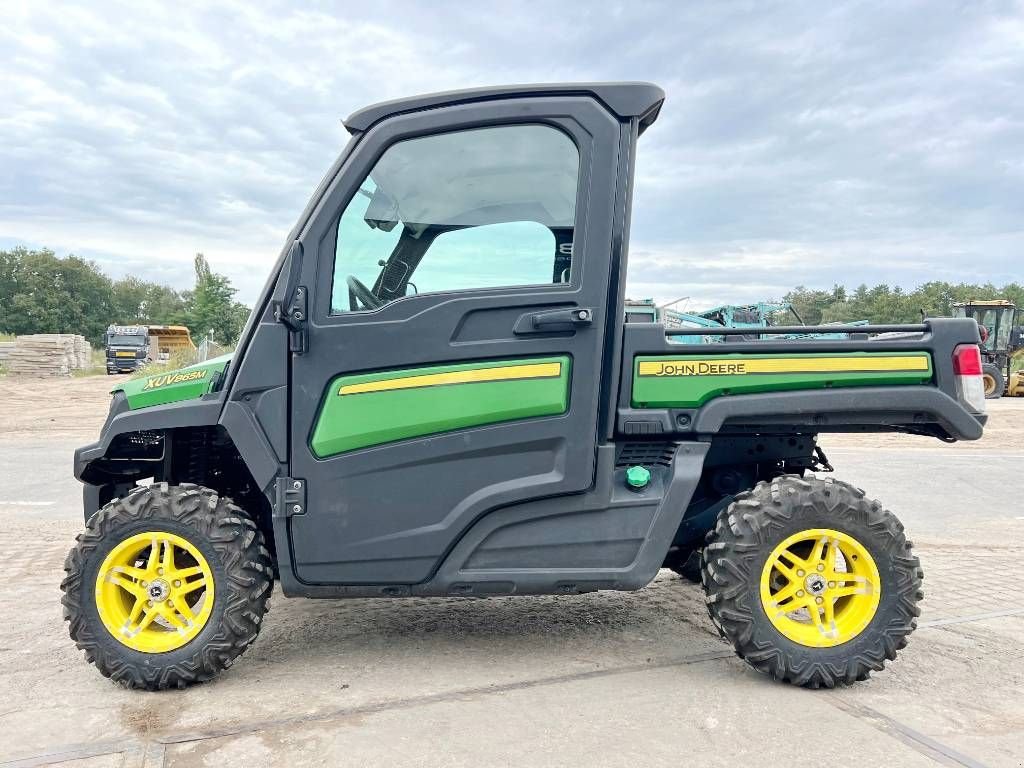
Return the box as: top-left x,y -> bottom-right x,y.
534,307 -> 594,328
514,307 -> 595,335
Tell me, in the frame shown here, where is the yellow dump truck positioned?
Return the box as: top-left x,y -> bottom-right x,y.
146,325 -> 196,362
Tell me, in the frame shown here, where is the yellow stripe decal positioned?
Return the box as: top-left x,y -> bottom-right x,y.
637,356 -> 929,377
338,361 -> 563,396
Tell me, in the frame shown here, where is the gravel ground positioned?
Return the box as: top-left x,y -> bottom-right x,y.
0,375 -> 1021,767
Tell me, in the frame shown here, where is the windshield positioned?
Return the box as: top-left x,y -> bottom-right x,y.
108,334 -> 146,346
995,308 -> 1015,348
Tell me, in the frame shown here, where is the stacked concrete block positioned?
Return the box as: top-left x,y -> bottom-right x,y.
5,334 -> 91,376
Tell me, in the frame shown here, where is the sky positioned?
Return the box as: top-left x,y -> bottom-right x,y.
1,0 -> 1022,309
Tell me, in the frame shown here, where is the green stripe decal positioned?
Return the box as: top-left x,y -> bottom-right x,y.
310,356 -> 571,457
631,352 -> 933,408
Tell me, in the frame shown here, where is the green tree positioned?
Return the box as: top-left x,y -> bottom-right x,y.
0,247 -> 114,344
780,286 -> 838,325
111,276 -> 188,326
0,247 -> 20,332
186,253 -> 249,345
111,276 -> 151,324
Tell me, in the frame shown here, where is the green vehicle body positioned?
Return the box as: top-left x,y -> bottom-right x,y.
102,348 -> 936,453
113,353 -> 233,410
631,351 -> 933,408
310,356 -> 570,457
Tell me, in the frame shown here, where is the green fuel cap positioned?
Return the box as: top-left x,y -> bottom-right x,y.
625,465 -> 651,490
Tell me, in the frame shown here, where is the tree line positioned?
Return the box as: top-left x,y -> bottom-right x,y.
0,247 -> 250,346
778,282 -> 1024,325
2,246 -> 1021,346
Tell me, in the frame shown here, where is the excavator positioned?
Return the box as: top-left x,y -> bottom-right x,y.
951,300 -> 1023,398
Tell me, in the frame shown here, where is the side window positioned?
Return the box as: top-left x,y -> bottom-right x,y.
331,124 -> 579,314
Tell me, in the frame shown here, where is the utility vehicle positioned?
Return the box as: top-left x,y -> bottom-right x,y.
65,83 -> 988,690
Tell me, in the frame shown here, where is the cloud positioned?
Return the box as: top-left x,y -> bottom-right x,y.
1,0 -> 1022,307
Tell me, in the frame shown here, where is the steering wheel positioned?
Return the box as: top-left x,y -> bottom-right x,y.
347,275 -> 383,311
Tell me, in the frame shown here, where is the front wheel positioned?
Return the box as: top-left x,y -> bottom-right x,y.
702,476 -> 922,688
61,483 -> 273,690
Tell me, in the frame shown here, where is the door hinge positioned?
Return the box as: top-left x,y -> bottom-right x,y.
274,285 -> 308,355
274,477 -> 307,518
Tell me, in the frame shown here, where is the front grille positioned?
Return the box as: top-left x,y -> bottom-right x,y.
108,430 -> 165,461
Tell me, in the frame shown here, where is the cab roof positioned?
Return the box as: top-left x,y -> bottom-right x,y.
344,82 -> 665,135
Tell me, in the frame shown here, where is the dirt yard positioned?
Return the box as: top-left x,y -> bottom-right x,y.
1,373 -> 115,438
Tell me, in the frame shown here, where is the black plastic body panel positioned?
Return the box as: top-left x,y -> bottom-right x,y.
345,82 -> 665,134
74,397 -> 224,480
218,301 -> 291,493
615,318 -> 987,440
277,443 -> 707,598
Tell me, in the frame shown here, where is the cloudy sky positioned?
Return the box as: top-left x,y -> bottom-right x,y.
2,1 -> 1022,308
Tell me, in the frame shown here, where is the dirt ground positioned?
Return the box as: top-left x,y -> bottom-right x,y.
1,373 -> 114,438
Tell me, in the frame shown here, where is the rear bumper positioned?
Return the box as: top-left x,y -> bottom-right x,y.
618,386 -> 987,442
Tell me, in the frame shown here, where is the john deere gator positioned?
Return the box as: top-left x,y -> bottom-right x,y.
65,83 -> 988,690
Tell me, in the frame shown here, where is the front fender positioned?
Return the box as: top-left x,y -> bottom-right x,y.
73,395 -> 224,481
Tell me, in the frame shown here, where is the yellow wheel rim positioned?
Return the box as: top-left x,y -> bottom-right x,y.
759,528 -> 880,648
94,531 -> 215,654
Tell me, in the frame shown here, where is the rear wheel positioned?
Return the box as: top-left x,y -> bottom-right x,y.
982,363 -> 1004,399
702,475 -> 922,687
62,483 -> 273,690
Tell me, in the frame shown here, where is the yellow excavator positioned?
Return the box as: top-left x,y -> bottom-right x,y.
951,300 -> 1023,398
1009,353 -> 1024,397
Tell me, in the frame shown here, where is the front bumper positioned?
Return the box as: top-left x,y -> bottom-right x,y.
106,359 -> 143,373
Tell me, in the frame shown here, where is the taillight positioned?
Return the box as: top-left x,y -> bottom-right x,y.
953,344 -> 983,375
952,344 -> 986,412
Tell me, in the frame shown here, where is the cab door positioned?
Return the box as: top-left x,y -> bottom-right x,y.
288,96 -> 623,584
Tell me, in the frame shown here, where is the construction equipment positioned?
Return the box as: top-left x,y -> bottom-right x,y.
103,325 -> 149,374
66,83 -> 987,691
951,300 -> 1021,398
626,298 -> 870,342
146,325 -> 196,363
698,301 -> 797,329
625,298 -> 725,343
1009,367 -> 1024,396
